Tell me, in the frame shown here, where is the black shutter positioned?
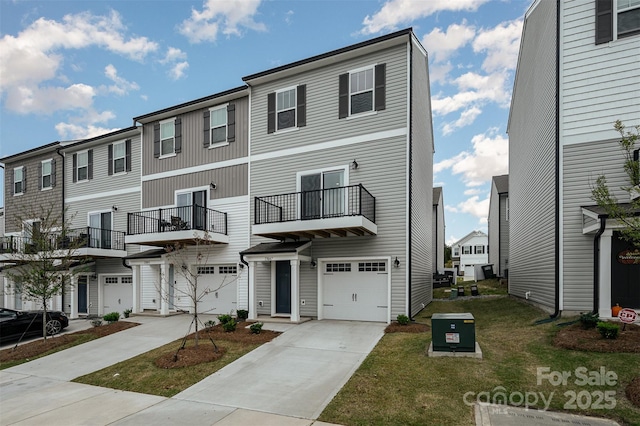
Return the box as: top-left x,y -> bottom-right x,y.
38,162 -> 42,190
174,118 -> 182,153
22,166 -> 26,192
267,93 -> 276,134
108,144 -> 113,176
203,110 -> 211,147
338,73 -> 349,119
596,0 -> 613,45
375,63 -> 386,111
72,154 -> 77,182
10,168 -> 13,195
227,104 -> 236,142
51,159 -> 56,187
297,85 -> 306,127
88,149 -> 93,180
126,139 -> 132,172
153,123 -> 160,158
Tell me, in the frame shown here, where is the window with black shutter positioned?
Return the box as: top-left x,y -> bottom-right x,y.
268,85 -> 307,133
339,64 -> 386,118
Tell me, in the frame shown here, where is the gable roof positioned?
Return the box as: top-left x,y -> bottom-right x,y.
493,175 -> 509,194
451,230 -> 488,247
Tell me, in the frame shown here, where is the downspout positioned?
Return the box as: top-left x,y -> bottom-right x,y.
240,254 -> 249,312
56,147 -> 66,312
550,0 -> 561,319
592,216 -> 606,315
407,38 -> 413,319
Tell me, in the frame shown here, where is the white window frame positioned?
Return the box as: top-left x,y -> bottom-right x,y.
13,166 -> 24,195
296,165 -> 350,219
349,65 -> 375,117
462,245 -> 472,255
275,86 -> 297,132
77,151 -> 89,182
616,0 -> 640,39
453,246 -> 460,257
209,104 -> 228,148
160,118 -> 175,158
41,159 -> 53,190
474,245 -> 485,255
113,140 -> 126,174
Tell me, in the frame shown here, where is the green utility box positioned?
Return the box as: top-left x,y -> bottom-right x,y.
431,313 -> 476,352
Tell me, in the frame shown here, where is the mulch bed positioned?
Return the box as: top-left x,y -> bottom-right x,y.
553,322 -> 640,353
155,346 -> 227,368
0,321 -> 139,362
627,376 -> 640,408
385,322 -> 430,333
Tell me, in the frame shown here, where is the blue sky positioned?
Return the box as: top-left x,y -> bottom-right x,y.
0,0 -> 528,244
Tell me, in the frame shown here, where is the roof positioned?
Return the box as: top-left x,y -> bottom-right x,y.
582,203 -> 640,218
493,175 -> 509,194
124,248 -> 167,260
451,230 -> 488,247
433,187 -> 442,205
63,126 -> 140,151
240,241 -> 310,255
1,141 -> 61,163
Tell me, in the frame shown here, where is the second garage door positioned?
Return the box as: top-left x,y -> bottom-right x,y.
103,276 -> 133,316
322,260 -> 388,322
197,265 -> 238,316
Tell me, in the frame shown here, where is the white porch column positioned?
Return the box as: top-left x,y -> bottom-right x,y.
132,264 -> 141,314
248,261 -> 257,320
69,275 -> 78,319
6,276 -> 15,309
598,230 -> 613,318
290,260 -> 300,322
160,262 -> 169,316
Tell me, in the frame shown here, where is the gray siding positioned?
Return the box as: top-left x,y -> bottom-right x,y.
499,195 -> 509,277
562,139 -> 628,311
488,182 -> 500,271
508,0 -> 557,309
142,96 -> 249,176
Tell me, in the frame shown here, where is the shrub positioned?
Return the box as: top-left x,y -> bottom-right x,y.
236,309 -> 249,321
204,320 -> 216,329
250,322 -> 263,334
218,314 -> 232,325
91,319 -> 103,327
123,308 -> 132,318
103,312 -> 120,323
397,314 -> 410,325
597,321 -> 620,339
222,319 -> 237,332
579,312 -> 599,329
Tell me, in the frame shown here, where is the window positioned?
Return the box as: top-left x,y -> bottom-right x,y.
210,107 -> 227,144
105,277 -> 119,284
77,152 -> 88,181
154,118 -> 181,158
121,276 -> 133,284
197,266 -> 216,275
358,262 -> 386,272
326,263 -> 351,272
41,160 -> 53,189
277,88 -> 296,130
219,266 -> 237,274
453,246 -> 460,257
474,245 -> 485,254
462,246 -> 472,255
596,0 -> 640,43
13,167 -> 24,195
160,121 -> 175,156
339,64 -> 385,119
113,141 -> 126,173
267,85 -> 306,134
618,0 -> 640,37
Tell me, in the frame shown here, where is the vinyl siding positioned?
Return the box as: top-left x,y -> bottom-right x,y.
508,0 -> 557,309
141,265 -> 160,310
488,182 -> 500,272
432,200 -> 445,274
562,139 -> 628,311
499,195 -> 510,276
561,1 -> 640,145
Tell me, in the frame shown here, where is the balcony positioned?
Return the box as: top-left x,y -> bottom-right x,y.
253,184 -> 377,240
126,205 -> 229,247
0,227 -> 127,262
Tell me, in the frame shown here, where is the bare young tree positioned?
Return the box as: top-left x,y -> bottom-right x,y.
591,120 -> 640,247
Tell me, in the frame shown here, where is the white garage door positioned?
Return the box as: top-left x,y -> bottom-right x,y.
322,260 -> 388,322
103,276 -> 133,316
197,265 -> 238,316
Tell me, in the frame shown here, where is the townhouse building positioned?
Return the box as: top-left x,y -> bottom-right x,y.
432,187 -> 445,275
451,231 -> 488,281
508,0 -> 640,317
488,175 -> 509,278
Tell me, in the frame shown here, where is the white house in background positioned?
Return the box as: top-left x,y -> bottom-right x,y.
451,231 -> 488,281
488,175 -> 509,278
432,187 -> 445,275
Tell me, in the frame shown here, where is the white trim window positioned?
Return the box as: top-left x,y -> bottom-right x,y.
474,245 -> 485,255
77,151 -> 89,181
13,166 -> 24,195
113,141 -> 126,174
41,160 -> 52,189
349,66 -> 374,115
160,119 -> 175,156
453,246 -> 460,257
276,87 -> 297,131
618,0 -> 640,38
210,106 -> 227,146
462,245 -> 472,255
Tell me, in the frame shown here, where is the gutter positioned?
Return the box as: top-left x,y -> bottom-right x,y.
592,216 -> 606,314
240,253 -> 250,312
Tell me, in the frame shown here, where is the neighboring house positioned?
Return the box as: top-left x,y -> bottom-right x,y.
451,231 -> 488,281
124,86 -> 251,317
61,127 -> 141,318
432,187 -> 445,275
0,207 -> 4,308
488,175 -> 509,278
508,0 -> 640,317
241,28 -> 434,323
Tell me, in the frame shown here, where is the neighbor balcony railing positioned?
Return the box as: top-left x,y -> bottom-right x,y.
127,205 -> 227,236
254,184 -> 376,225
0,227 -> 125,254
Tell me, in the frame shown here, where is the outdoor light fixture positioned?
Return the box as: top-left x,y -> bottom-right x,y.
351,159 -> 359,170
394,257 -> 400,268
210,182 -> 217,190
112,205 -> 118,212
310,260 -> 317,269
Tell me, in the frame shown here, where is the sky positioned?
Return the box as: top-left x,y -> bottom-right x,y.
0,0 -> 528,245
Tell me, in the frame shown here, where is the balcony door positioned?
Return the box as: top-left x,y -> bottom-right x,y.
89,212 -> 112,249
300,170 -> 344,220
177,190 -> 206,230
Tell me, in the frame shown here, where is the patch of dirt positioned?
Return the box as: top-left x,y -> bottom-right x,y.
0,321 -> 139,362
196,323 -> 281,344
626,376 -> 640,408
155,346 -> 227,369
385,322 -> 430,333
553,322 -> 640,353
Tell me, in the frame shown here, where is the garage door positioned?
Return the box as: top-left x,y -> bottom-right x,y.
197,265 -> 238,316
322,260 -> 388,322
103,276 -> 133,316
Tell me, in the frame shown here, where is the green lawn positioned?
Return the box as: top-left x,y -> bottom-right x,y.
433,278 -> 508,299
319,297 -> 640,426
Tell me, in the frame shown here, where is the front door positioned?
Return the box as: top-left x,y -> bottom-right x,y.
275,261 -> 291,314
78,277 -> 88,314
611,232 -> 640,309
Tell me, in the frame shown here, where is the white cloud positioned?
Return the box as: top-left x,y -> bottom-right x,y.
456,195 -> 490,220
446,235 -> 459,246
473,19 -> 523,72
55,108 -> 118,139
442,106 -> 482,135
422,21 -> 476,64
169,62 -> 189,80
429,62 -> 453,84
361,0 -> 489,35
160,47 -> 189,80
160,47 -> 187,64
285,10 -> 294,25
180,0 -> 266,44
464,188 -> 482,196
4,83 -> 95,114
431,70 -> 510,117
103,64 -> 139,96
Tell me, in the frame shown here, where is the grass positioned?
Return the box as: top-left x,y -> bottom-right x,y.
432,277 -> 508,299
319,297 -> 640,426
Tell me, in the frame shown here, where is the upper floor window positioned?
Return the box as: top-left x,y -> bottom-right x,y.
462,245 -> 472,255
40,159 -> 54,190
73,150 -> 93,182
161,121 -> 175,156
339,64 -> 386,119
618,0 -> 640,37
453,246 -> 460,257
154,118 -> 182,158
210,107 -> 227,144
203,104 -> 236,147
267,85 -> 306,134
474,245 -> 485,255
108,139 -> 131,175
13,166 -> 25,195
596,0 -> 640,44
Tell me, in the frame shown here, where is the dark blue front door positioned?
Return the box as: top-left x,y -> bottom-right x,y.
275,261 -> 291,314
78,277 -> 87,313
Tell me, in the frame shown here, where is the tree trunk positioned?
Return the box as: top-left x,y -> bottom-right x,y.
42,299 -> 48,341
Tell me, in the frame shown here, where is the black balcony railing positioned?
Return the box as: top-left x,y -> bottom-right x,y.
127,205 -> 227,236
255,184 -> 375,225
0,227 -> 125,254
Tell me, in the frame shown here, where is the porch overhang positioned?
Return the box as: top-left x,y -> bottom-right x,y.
125,230 -> 229,247
581,204 -> 640,234
252,216 -> 377,240
240,241 -> 312,262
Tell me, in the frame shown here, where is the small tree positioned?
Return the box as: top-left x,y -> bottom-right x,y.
591,120 -> 640,247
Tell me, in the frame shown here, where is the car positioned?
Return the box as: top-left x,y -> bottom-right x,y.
0,308 -> 69,344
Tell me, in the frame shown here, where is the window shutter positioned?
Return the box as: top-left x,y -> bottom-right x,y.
22,166 -> 26,192
203,110 -> 211,147
375,63 -> 386,111
88,149 -> 93,180
595,0 -> 613,45
51,159 -> 56,187
126,139 -> 132,172
38,163 -> 42,190
338,73 -> 349,119
297,85 -> 306,127
108,144 -> 113,176
267,93 -> 276,134
153,123 -> 160,158
10,168 -> 13,195
174,118 -> 182,153
227,104 -> 236,142
72,154 -> 77,182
